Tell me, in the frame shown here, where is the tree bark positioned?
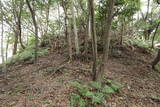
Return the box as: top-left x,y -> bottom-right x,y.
152,49 -> 160,70
88,0 -> 98,81
58,2 -> 61,33
120,18 -> 124,45
0,5 -> 5,63
144,0 -> 151,40
26,0 -> 39,63
152,21 -> 160,48
62,0 -> 72,60
71,0 -> 80,55
145,0 -> 150,20
98,0 -> 114,81
18,0 -> 25,49
13,32 -> 18,55
88,0 -> 92,40
5,36 -> 9,61
12,0 -> 25,50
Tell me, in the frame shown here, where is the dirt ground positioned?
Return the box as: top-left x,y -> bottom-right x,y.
0,45 -> 160,107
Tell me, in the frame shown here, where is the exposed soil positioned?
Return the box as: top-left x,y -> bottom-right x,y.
0,44 -> 160,107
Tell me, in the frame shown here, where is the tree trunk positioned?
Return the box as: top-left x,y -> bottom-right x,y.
88,0 -> 98,81
26,0 -> 39,63
88,0 -> 92,40
152,22 -> 160,48
144,0 -> 151,40
58,2 -> 61,34
43,0 -> 51,40
145,0 -> 150,20
71,0 -> 80,55
120,18 -> 124,45
18,1 -> 25,49
84,23 -> 89,54
98,0 -> 114,81
62,0 -> 72,60
5,36 -> 9,61
1,5 -> 5,63
151,49 -> 160,70
13,32 -> 18,55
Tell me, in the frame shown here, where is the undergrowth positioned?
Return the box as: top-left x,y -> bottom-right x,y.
126,36 -> 152,49
4,47 -> 49,66
70,79 -> 122,107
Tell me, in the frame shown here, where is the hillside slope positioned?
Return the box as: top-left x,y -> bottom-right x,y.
0,44 -> 160,107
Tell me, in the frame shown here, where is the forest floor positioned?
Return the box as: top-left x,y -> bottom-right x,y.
0,43 -> 160,107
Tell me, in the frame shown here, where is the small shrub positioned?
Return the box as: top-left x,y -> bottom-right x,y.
70,80 -> 122,107
126,36 -> 152,49
5,48 -> 49,66
151,95 -> 160,101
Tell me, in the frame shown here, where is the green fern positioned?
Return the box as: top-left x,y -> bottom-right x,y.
90,81 -> 102,90
70,80 -> 121,107
102,86 -> 115,94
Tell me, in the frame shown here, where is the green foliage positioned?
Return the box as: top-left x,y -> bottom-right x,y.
5,47 -> 48,65
155,65 -> 160,73
151,95 -> 160,101
102,86 -> 115,94
70,80 -> 121,107
127,36 -> 152,49
71,93 -> 86,107
90,81 -> 102,89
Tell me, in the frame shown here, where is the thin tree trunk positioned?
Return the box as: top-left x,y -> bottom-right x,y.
120,18 -> 124,45
88,0 -> 98,81
145,0 -> 150,20
18,22 -> 25,49
88,0 -> 92,40
1,5 -> 5,63
98,0 -> 114,81
71,0 -> 80,55
18,0 -> 25,49
13,31 -> 18,55
68,22 -> 73,60
144,0 -> 150,40
152,22 -> 160,48
5,36 -> 9,61
43,0 -> 51,40
26,0 -> 39,63
58,2 -> 61,34
62,0 -> 72,60
84,23 -> 88,54
151,49 -> 160,70
1,5 -> 8,80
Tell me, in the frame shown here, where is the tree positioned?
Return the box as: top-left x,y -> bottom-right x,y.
152,18 -> 160,48
143,0 -> 151,40
12,0 -> 26,50
88,0 -> 92,40
98,0 -> 115,81
71,0 -> 80,55
0,2 -> 5,63
88,0 -> 98,81
26,0 -> 39,63
61,0 -> 72,60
